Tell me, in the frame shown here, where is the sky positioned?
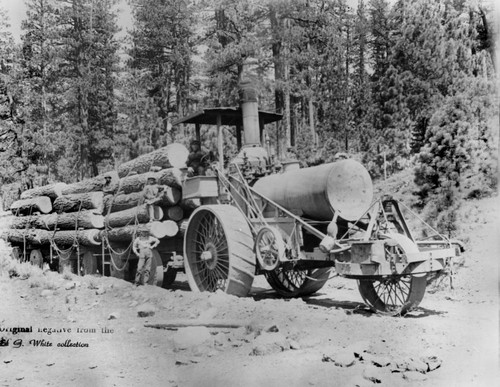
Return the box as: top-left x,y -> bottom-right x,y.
0,0 -> 133,42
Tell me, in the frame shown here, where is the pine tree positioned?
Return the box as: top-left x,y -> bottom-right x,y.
0,6 -> 26,189
127,0 -> 195,149
55,0 -> 119,179
20,0 -> 69,184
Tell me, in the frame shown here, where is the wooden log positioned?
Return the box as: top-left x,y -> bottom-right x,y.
53,192 -> 104,214
10,197 -> 52,215
10,210 -> 104,230
61,171 -> 119,195
117,143 -> 189,178
43,229 -> 101,246
4,229 -> 33,244
100,220 -> 178,243
120,168 -> 183,194
158,186 -> 182,206
164,206 -> 184,221
144,321 -> 245,330
6,228 -> 101,246
162,220 -> 179,237
103,186 -> 181,213
104,204 -> 163,228
20,182 -> 67,200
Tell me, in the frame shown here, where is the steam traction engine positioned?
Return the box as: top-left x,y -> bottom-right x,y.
176,85 -> 460,316
3,84 -> 460,316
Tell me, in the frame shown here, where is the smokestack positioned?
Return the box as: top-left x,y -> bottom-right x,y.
239,81 -> 260,146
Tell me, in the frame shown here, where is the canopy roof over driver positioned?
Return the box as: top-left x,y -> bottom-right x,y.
172,107 -> 282,127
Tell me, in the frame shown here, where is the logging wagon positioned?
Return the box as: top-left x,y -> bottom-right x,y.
4,83 -> 462,315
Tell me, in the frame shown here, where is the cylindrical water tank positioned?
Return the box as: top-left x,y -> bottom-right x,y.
253,159 -> 373,221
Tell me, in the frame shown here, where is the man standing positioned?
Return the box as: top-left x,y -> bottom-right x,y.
132,230 -> 160,286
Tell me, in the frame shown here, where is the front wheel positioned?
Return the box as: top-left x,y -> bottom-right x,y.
357,233 -> 427,315
358,275 -> 427,316
184,205 -> 255,296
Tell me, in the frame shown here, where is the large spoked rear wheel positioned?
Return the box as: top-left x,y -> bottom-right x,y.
184,205 -> 255,296
357,233 -> 427,316
265,267 -> 332,297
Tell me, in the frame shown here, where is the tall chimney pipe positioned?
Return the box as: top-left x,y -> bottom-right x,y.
239,82 -> 260,146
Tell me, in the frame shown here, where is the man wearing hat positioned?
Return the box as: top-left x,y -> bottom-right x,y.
132,230 -> 159,286
142,175 -> 160,221
102,173 -> 117,196
186,139 -> 207,177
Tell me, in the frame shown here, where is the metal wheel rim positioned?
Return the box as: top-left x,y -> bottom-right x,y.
186,210 -> 230,292
255,227 -> 284,271
30,249 -> 43,268
357,233 -> 426,315
146,249 -> 164,287
184,205 -> 255,296
265,267 -> 308,297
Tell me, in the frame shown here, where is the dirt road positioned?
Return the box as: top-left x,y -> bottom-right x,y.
0,196 -> 498,387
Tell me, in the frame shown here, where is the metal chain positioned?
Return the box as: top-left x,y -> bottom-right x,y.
105,236 -> 132,272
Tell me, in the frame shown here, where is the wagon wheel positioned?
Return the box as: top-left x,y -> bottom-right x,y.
82,251 -> 98,275
184,205 -> 255,296
146,249 -> 164,287
255,226 -> 285,271
11,247 -> 22,262
162,266 -> 177,289
29,249 -> 44,268
357,234 -> 427,316
297,268 -> 333,296
265,267 -> 332,297
58,251 -> 75,274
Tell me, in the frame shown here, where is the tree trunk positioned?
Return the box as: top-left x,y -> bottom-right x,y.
164,206 -> 184,221
53,192 -> 104,214
104,204 -> 163,228
61,171 -> 119,195
119,168 -> 184,194
100,220 -> 178,242
6,228 -> 101,246
20,182 -> 67,200
10,197 -> 52,215
10,210 -> 104,230
103,186 -> 181,213
117,143 -> 189,178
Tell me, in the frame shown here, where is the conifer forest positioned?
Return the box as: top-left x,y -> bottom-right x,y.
0,0 -> 498,236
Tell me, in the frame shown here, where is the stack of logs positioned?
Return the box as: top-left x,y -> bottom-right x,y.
4,144 -> 193,255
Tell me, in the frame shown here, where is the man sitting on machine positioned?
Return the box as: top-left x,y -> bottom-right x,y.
186,139 -> 208,177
